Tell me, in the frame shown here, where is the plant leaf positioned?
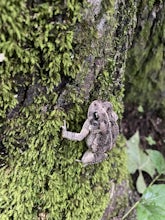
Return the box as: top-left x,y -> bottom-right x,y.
126,131 -> 155,177
126,131 -> 140,174
137,105 -> 144,113
146,149 -> 165,174
137,184 -> 165,220
145,136 -> 156,146
136,171 -> 147,194
138,149 -> 155,178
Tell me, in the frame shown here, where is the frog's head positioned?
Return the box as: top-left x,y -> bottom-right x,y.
87,100 -> 118,122
87,100 -> 103,121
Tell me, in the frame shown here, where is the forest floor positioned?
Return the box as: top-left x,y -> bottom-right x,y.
122,104 -> 165,156
122,104 -> 165,185
121,104 -> 165,219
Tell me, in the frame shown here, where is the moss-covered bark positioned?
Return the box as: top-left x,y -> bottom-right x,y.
0,0 -> 137,219
125,0 -> 165,116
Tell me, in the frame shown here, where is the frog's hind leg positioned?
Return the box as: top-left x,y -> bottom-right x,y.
82,150 -> 95,164
76,150 -> 107,166
92,152 -> 108,164
75,150 -> 95,166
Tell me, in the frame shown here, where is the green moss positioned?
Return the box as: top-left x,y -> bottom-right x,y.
125,1 -> 165,115
148,0 -> 156,10
0,0 -> 130,219
102,0 -> 115,15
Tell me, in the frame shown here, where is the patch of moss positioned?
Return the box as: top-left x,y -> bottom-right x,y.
0,0 -> 133,219
125,1 -> 165,115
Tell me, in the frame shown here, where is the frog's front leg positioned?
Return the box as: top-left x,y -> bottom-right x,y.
62,120 -> 90,141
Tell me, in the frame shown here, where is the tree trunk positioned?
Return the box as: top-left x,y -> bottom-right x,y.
125,0 -> 165,116
0,0 -> 153,219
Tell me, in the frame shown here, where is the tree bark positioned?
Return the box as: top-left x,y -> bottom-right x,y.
0,0 -> 158,219
125,0 -> 165,116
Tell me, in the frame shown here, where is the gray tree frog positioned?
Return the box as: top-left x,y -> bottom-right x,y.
62,100 -> 119,166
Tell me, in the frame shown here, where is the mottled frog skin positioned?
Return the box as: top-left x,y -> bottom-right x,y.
62,100 -> 119,166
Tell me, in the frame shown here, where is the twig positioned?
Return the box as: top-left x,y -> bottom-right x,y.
122,200 -> 140,220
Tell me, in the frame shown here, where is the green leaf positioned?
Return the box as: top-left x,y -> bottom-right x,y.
126,131 -> 140,173
137,105 -> 144,113
146,149 -> 165,174
145,136 -> 156,146
137,184 -> 165,220
136,171 -> 147,194
126,131 -> 155,177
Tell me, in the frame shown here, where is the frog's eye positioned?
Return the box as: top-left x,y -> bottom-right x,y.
93,122 -> 98,126
93,112 -> 99,120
